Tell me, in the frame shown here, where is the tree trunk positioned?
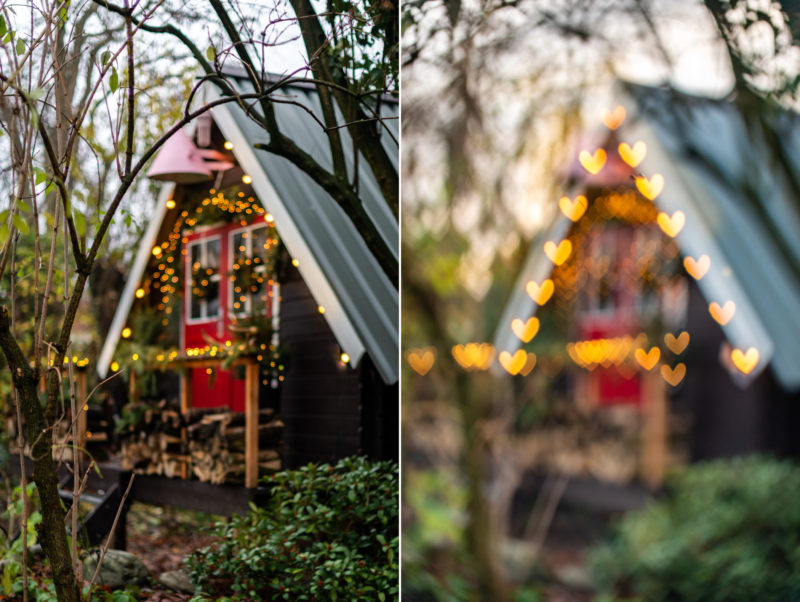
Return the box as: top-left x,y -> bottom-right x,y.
456,371 -> 509,600
0,307 -> 81,602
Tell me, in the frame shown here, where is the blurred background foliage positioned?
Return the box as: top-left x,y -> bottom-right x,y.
401,0 -> 800,599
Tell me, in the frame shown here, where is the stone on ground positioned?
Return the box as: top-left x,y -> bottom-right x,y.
82,549 -> 151,588
158,569 -> 196,593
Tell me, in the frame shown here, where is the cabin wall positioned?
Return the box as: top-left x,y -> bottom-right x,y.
278,263 -> 363,467
683,281 -> 800,460
359,355 -> 399,462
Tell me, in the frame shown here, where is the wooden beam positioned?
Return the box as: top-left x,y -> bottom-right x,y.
244,359 -> 259,488
180,370 -> 193,479
76,369 -> 88,461
641,370 -> 667,489
180,369 -> 193,414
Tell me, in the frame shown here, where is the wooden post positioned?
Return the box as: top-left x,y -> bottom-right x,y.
244,358 -> 259,488
180,369 -> 194,479
641,370 -> 667,488
76,369 -> 88,459
180,368 -> 193,414
128,368 -> 138,403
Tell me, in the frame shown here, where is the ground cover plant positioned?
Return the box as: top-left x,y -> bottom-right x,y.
188,456 -> 398,600
590,455 -> 800,601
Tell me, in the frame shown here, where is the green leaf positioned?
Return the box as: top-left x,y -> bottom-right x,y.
0,223 -> 9,245
12,213 -> 28,234
110,67 -> 119,93
15,37 -> 24,56
101,50 -> 111,65
34,167 -> 47,185
74,211 -> 86,237
206,46 -> 216,61
2,564 -> 12,595
17,200 -> 30,213
0,16 -> 6,38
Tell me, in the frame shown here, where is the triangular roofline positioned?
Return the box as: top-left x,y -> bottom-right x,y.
492,87 -> 776,387
98,183 -> 175,379
98,84 -> 398,384
205,85 -> 370,371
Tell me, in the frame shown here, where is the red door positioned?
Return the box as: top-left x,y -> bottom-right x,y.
183,219 -> 276,412
578,226 -> 642,405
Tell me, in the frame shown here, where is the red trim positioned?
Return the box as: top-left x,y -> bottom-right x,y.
182,218 -> 273,411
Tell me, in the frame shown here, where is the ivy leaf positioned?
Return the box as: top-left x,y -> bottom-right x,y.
110,67 -> 119,93
15,37 -> 25,56
12,213 -> 29,235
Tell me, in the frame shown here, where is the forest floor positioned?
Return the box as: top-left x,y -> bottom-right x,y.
125,502 -> 220,601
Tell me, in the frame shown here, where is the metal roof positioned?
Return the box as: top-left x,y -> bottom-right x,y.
494,83 -> 800,391
99,77 -> 398,385
97,183 -> 174,378
206,77 -> 398,384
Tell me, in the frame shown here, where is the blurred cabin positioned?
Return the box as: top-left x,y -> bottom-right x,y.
493,81 -> 800,490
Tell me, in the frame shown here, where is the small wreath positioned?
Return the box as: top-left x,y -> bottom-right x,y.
191,265 -> 218,299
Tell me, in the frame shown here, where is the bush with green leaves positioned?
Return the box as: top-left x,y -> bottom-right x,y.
590,455 -> 800,601
188,456 -> 398,600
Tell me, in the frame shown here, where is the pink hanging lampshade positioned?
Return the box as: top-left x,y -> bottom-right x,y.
147,127 -> 234,184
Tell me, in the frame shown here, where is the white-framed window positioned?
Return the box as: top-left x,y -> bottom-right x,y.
228,223 -> 274,317
186,236 -> 221,322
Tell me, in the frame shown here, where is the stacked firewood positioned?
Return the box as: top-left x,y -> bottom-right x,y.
7,399 -> 111,463
120,404 -> 283,484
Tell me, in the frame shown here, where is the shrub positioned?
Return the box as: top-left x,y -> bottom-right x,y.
188,456 -> 398,600
589,455 -> 800,601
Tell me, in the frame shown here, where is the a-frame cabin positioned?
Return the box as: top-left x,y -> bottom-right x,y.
99,72 -> 398,474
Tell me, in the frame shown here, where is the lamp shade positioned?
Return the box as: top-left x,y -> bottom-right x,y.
147,128 -> 233,183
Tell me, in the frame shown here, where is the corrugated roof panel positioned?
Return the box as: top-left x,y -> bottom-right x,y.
632,86 -> 800,390
212,79 -> 398,384
495,84 -> 800,391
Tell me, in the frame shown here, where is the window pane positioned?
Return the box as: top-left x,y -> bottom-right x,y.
188,238 -> 220,320
252,226 -> 268,262
190,289 -> 202,320
206,239 -> 220,270
206,280 -> 220,317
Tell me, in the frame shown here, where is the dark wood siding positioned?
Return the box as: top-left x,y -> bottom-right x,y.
682,280 -> 800,460
359,355 -> 399,462
279,264 -> 363,467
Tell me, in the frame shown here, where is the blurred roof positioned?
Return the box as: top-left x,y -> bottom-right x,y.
99,74 -> 398,384
495,82 -> 800,392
